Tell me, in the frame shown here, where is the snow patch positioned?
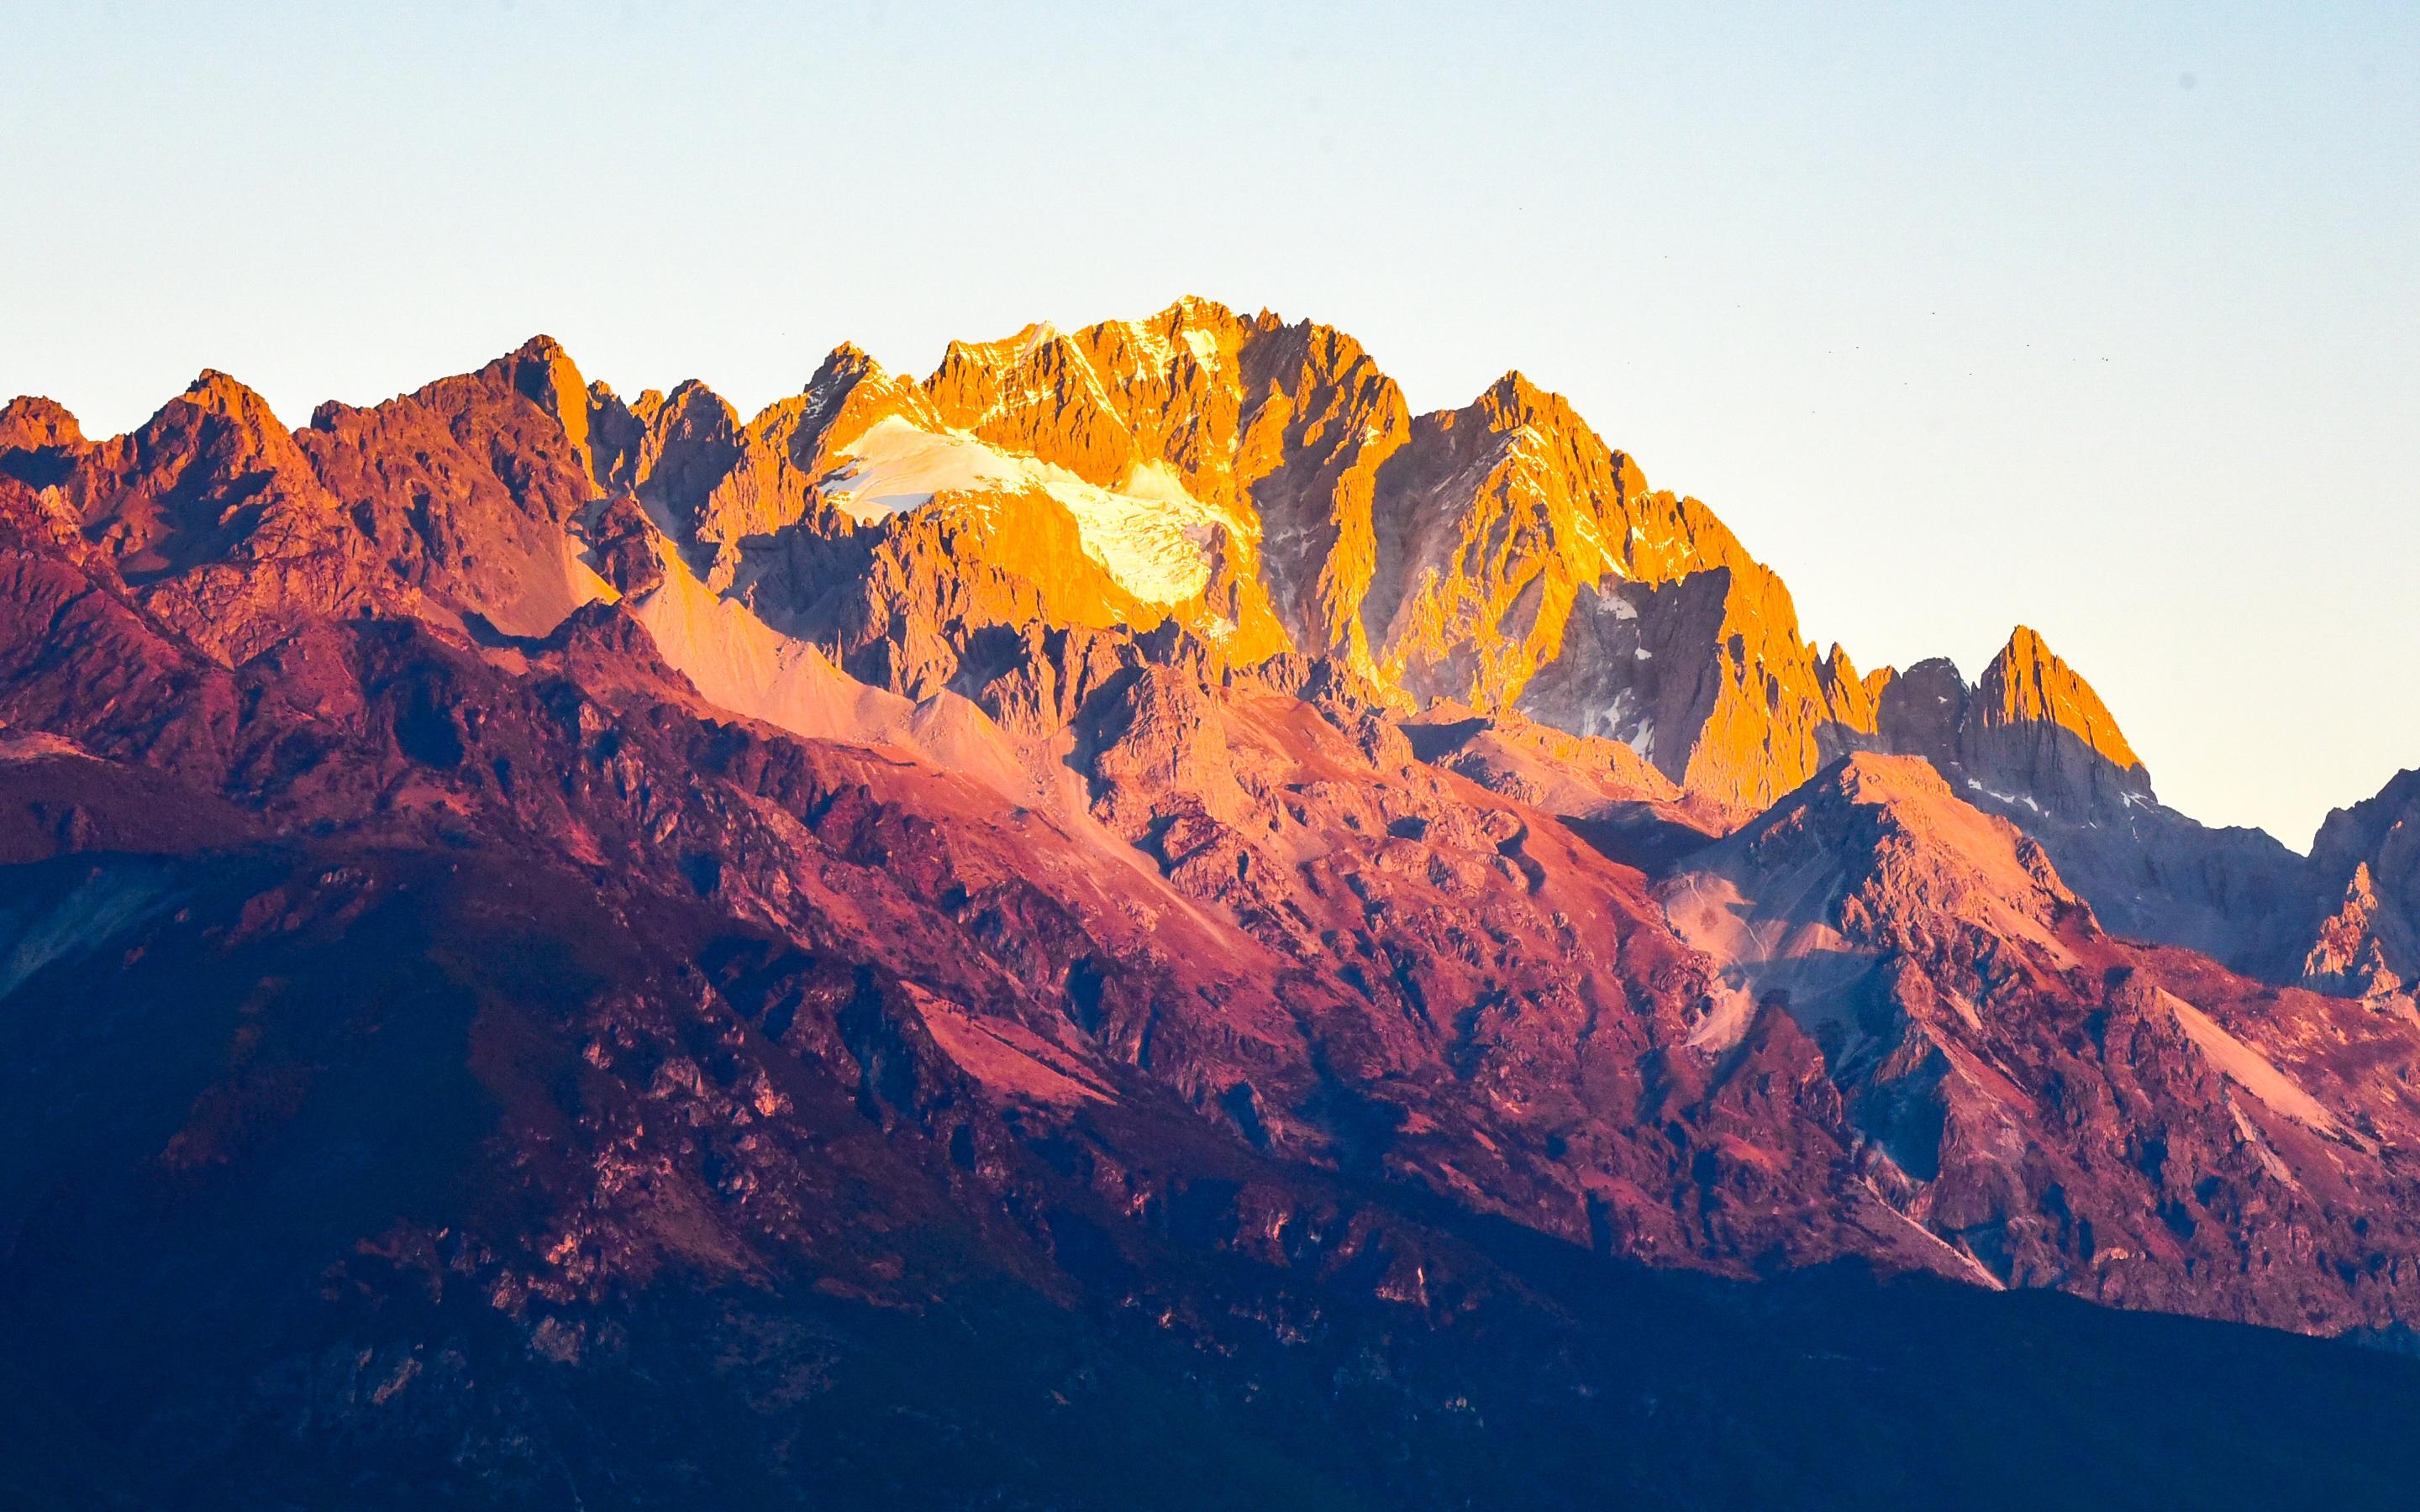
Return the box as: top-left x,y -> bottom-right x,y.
819,417 -> 1236,604
1686,979 -> 1758,1052
818,417 -> 1036,519
1964,779 -> 2042,815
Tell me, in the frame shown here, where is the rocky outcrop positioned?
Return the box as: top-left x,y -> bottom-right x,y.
1968,626 -> 2149,811
0,374 -> 407,663
298,334 -> 612,640
1666,753 -> 2420,1318
1516,563 -> 1886,808
2302,863 -> 2412,996
1873,627 -> 2148,816
0,394 -> 87,468
1870,627 -> 2305,969
2298,769 -> 2420,998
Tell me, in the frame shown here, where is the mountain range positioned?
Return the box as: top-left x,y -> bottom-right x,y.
3,297 -> 2417,1506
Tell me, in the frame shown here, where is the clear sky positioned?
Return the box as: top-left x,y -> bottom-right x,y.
4,1 -> 2413,848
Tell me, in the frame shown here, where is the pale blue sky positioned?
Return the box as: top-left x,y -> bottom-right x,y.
3,1 -> 2413,846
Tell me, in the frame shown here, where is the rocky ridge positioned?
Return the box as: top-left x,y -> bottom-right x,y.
2,302 -> 2417,1501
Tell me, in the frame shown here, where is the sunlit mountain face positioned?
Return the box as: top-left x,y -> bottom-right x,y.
3,301 -> 2417,1507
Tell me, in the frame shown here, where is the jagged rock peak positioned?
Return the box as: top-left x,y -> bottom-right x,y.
795,339 -> 939,444
177,369 -> 285,426
0,395 -> 86,451
1976,625 -> 2143,774
1875,657 -> 1969,764
500,333 -> 591,467
660,375 -> 739,420
934,319 -> 1060,370
2301,766 -> 2420,995
815,339 -> 880,380
2301,861 -> 2409,997
1477,368 -> 1553,416
805,339 -> 918,405
2312,767 -> 2420,859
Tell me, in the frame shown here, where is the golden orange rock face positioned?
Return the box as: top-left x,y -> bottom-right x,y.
0,298 -> 2209,841
1975,623 -> 2145,778
6,297 -> 2235,894
523,298 -> 1957,816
